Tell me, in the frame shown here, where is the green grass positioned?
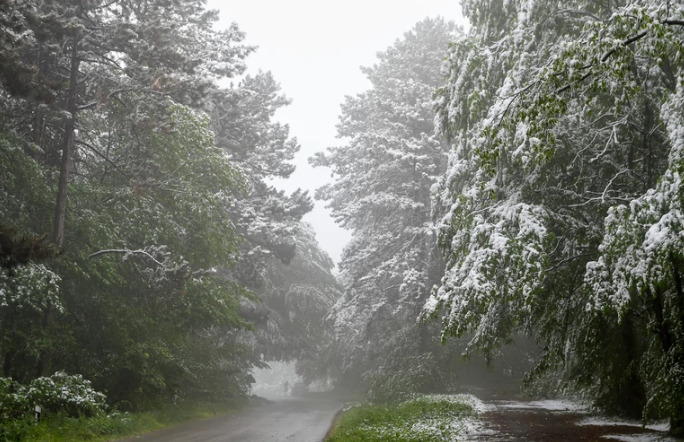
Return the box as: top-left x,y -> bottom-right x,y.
0,398 -> 254,441
326,395 -> 478,442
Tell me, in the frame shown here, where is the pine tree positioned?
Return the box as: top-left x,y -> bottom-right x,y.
312,17 -> 462,396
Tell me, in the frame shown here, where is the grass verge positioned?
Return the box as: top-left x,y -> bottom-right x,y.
326,394 -> 478,442
0,397 -> 257,441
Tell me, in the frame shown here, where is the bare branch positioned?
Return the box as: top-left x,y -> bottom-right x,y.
78,88 -> 136,111
75,139 -> 130,176
88,249 -> 165,267
602,168 -> 631,203
547,253 -> 597,272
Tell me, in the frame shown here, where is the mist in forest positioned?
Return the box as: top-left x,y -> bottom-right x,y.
1,0 -> 684,438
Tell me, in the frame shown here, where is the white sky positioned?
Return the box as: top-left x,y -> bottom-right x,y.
207,0 -> 467,266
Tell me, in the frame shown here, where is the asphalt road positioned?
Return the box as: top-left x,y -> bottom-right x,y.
118,397 -> 342,442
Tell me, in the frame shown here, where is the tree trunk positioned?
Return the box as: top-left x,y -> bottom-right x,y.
2,349 -> 15,378
672,410 -> 684,437
30,46 -> 47,158
52,37 -> 80,248
670,253 -> 684,437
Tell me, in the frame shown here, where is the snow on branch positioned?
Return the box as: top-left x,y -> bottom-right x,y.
555,17 -> 682,95
555,31 -> 647,94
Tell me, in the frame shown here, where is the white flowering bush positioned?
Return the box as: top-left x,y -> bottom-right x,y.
24,372 -> 107,417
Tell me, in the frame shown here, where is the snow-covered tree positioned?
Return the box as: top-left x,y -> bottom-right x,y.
205,72 -> 337,368
0,0 -> 252,248
424,0 -> 684,432
312,17 -> 461,395
207,73 -> 313,287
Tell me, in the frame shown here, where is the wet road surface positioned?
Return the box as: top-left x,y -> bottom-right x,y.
118,397 -> 342,442
466,397 -> 675,441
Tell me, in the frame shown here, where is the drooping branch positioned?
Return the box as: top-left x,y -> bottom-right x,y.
557,9 -> 601,22
555,31 -> 647,94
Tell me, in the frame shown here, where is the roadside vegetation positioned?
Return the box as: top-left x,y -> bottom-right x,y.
0,396 -> 253,442
326,395 -> 478,442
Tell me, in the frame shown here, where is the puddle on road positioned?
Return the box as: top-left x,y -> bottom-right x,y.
463,399 -> 676,441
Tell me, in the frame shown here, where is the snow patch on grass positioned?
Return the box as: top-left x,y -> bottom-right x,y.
420,393 -> 489,412
327,394 -> 479,441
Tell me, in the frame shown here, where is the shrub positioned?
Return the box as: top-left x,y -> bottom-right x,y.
0,377 -> 28,419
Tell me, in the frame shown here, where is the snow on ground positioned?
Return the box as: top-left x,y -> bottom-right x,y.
343,394 -> 677,441
434,394 -> 497,439
459,397 -> 589,440
358,394 -> 493,440
423,394 -> 499,439
578,417 -> 670,431
601,434 -> 678,442
421,393 -> 490,412
413,394 -> 680,441
493,399 -> 587,412
460,418 -> 499,440
578,417 -> 675,441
